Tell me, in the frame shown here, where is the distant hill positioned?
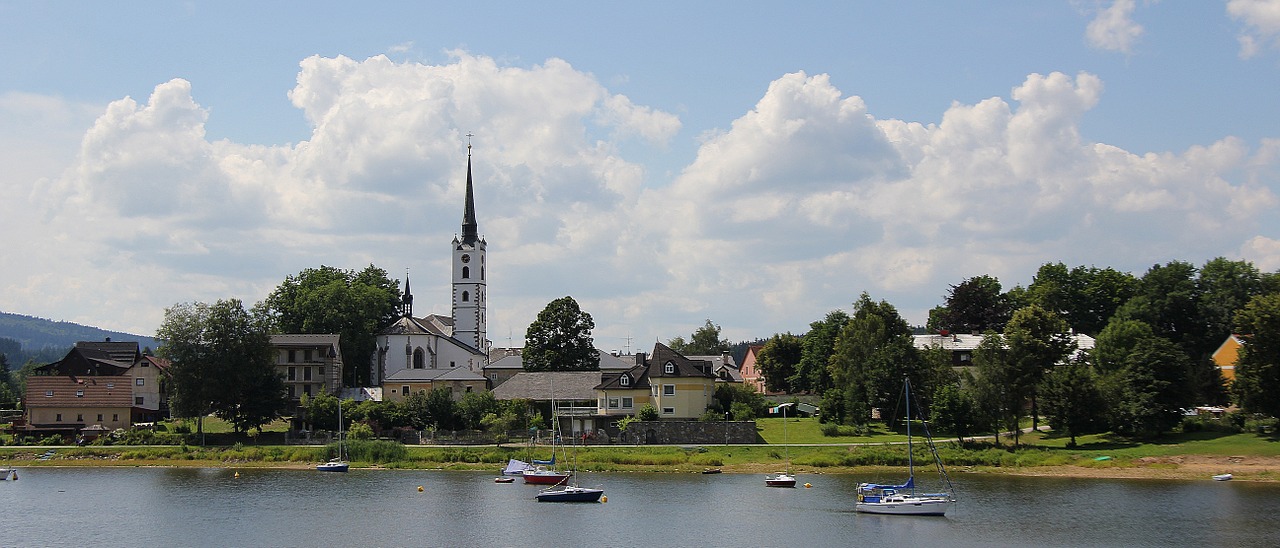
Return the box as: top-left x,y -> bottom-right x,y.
0,311 -> 159,355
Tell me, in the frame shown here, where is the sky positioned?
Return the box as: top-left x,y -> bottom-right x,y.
3,1 -> 1280,354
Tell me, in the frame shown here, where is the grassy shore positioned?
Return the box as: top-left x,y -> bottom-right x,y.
4,417 -> 1277,481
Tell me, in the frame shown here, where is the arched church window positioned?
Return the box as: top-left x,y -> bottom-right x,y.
462,266 -> 470,279
413,348 -> 425,369
481,266 -> 485,280
462,291 -> 470,302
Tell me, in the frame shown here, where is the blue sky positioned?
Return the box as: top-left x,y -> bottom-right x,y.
3,1 -> 1280,353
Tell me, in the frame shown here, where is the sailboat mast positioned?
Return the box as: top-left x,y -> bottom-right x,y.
905,378 -> 914,495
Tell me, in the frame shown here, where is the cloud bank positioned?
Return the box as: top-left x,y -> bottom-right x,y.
2,51 -> 1278,348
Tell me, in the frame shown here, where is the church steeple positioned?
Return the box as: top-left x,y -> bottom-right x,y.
461,144 -> 479,246
452,137 -> 487,354
401,274 -> 414,318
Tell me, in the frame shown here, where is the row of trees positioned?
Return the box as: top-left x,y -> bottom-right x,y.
750,258 -> 1280,443
298,388 -> 534,436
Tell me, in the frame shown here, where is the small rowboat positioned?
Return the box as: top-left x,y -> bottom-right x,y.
494,476 -> 515,483
1213,473 -> 1233,481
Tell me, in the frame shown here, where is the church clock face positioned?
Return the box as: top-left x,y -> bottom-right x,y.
460,254 -> 470,263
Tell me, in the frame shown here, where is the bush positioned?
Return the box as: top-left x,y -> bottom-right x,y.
637,404 -> 659,421
347,422 -> 375,440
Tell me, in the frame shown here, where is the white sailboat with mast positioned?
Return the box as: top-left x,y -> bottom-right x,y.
855,378 -> 955,515
317,399 -> 349,472
765,402 -> 797,487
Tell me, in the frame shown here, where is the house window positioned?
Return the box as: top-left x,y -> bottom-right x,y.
56,414 -> 62,422
662,407 -> 674,415
112,414 -> 118,422
45,390 -> 54,397
413,348 -> 425,369
620,375 -> 630,386
136,378 -> 144,386
303,384 -> 312,397
76,414 -> 83,422
305,349 -> 313,362
622,397 -> 634,409
462,266 -> 470,279
288,367 -> 296,380
450,361 -> 456,368
97,414 -> 104,422
142,361 -> 150,367
664,361 -> 675,374
135,397 -> 144,405
288,350 -> 297,362
304,367 -> 313,381
465,386 -> 473,393
76,390 -> 84,397
598,398 -> 606,408
106,383 -> 114,389
402,385 -> 410,396
609,398 -> 620,409
663,384 -> 675,396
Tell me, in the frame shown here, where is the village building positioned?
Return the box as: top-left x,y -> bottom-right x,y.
369,146 -> 488,400
17,340 -> 169,440
271,333 -> 343,403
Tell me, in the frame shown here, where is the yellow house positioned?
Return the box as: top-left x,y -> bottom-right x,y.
383,365 -> 488,402
642,343 -> 717,419
1211,334 -> 1245,384
595,364 -> 653,417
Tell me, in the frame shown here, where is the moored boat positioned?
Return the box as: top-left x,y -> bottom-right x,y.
855,379 -> 956,516
535,484 -> 604,503
765,472 -> 796,487
522,465 -> 572,484
1213,473 -> 1233,481
0,468 -> 16,481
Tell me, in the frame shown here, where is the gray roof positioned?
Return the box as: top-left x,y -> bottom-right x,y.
385,366 -> 486,382
491,371 -> 603,401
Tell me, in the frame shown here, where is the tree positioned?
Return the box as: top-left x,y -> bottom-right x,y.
929,381 -> 980,444
795,310 -> 849,394
1232,293 -> 1280,417
971,333 -> 1019,444
424,387 -> 460,430
1004,304 -> 1075,434
1023,263 -> 1138,336
756,333 -> 802,394
457,390 -> 500,430
826,294 -> 921,426
264,265 -> 401,387
1039,355 -> 1105,447
157,299 -> 289,436
1108,336 -> 1194,438
523,296 -> 599,371
668,319 -> 731,356
930,275 -> 1012,334
709,382 -> 768,419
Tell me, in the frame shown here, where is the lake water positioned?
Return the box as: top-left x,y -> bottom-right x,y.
3,467 -> 1278,547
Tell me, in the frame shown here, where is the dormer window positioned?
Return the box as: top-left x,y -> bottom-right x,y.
620,375 -> 630,386
664,361 -> 675,374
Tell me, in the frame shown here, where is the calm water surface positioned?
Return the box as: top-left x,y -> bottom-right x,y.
2,467 -> 1277,547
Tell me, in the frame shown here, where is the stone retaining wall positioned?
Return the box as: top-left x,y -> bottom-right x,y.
621,420 -> 758,445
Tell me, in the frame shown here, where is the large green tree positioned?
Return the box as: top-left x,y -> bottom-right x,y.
523,296 -> 598,371
668,319 -> 731,356
825,294 -> 921,426
1039,355 -> 1105,447
756,332 -> 802,394
970,333 -> 1020,444
1004,304 -> 1075,433
1232,293 -> 1280,417
1107,336 -> 1194,438
795,310 -> 849,394
264,265 -> 401,387
928,275 -> 1012,334
157,299 -> 289,436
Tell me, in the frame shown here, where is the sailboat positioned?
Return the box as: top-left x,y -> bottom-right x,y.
317,399 -> 349,472
765,402 -> 797,487
855,378 -> 955,516
534,400 -> 603,502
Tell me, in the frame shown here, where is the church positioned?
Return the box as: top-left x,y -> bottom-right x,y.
369,146 -> 490,401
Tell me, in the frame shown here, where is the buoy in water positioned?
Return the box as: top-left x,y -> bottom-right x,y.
234,472 -> 240,479
418,486 -> 424,492
804,483 -> 812,488
601,495 -> 607,503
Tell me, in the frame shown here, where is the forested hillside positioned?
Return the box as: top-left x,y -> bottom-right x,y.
0,311 -> 159,356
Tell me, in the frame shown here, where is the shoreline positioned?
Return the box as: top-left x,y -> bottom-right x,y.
5,453 -> 1277,482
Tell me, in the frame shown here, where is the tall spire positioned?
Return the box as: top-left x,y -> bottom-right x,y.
461,137 -> 479,245
401,273 -> 414,318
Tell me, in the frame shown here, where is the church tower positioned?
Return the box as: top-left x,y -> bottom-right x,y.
451,144 -> 487,353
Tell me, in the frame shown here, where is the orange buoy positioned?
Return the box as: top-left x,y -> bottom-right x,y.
418,486 -> 424,492
804,483 -> 812,488
601,495 -> 608,503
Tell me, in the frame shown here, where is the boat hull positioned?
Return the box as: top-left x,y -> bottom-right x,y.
855,498 -> 952,516
523,469 -> 571,484
536,486 -> 603,502
765,474 -> 796,487
316,461 -> 349,472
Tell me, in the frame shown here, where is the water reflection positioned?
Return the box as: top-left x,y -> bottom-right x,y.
1,468 -> 1276,547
